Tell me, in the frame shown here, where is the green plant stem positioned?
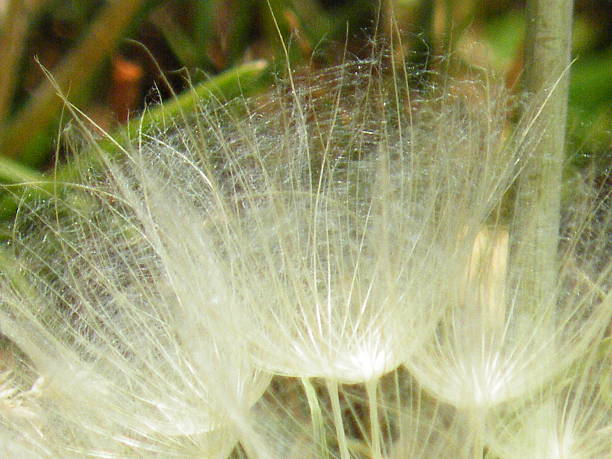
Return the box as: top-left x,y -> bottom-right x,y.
226,0 -> 257,64
0,0 -> 43,125
0,156 -> 44,185
262,0 -> 300,63
194,0 -> 218,55
511,0 -> 573,304
0,0 -> 149,163
150,10 -> 207,71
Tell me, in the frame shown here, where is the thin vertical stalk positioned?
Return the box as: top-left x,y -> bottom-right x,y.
302,378 -> 329,458
512,0 -> 573,304
467,409 -> 485,459
366,379 -> 382,459
326,380 -> 350,459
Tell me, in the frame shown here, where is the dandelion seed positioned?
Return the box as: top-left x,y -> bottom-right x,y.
486,336 -> 612,458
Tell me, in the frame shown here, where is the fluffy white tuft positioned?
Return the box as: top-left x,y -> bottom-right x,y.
0,56 -> 609,458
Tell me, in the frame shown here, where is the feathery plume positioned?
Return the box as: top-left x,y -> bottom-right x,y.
404,169 -> 611,456
485,334 -> 611,458
0,53 -> 608,458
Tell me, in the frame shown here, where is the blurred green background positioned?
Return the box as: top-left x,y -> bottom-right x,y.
0,0 -> 609,225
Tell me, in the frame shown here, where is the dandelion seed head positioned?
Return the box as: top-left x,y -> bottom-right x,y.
0,49 -> 608,457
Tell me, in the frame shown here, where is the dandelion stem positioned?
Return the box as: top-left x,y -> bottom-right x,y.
512,0 -> 573,305
326,380 -> 350,459
366,378 -> 382,459
468,409 -> 485,459
302,378 -> 329,458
